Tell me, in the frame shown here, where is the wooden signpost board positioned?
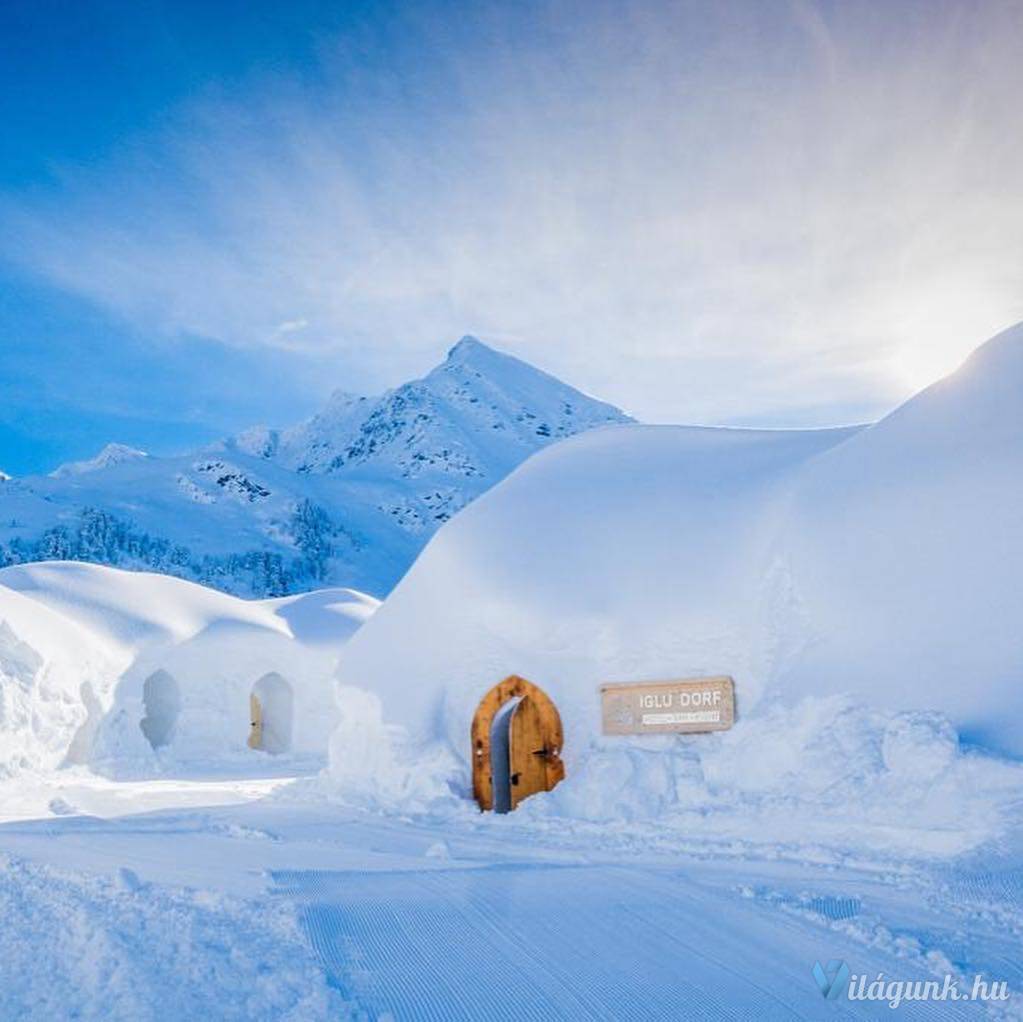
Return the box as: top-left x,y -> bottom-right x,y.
600,676 -> 735,735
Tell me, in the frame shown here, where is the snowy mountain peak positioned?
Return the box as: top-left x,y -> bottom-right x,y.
50,443 -> 149,479
3,338 -> 631,597
441,335 -> 552,382
323,388 -> 366,412
259,338 -> 630,480
231,425 -> 280,460
446,334 -> 492,363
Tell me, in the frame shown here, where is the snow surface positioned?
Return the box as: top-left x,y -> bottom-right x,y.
0,562 -> 378,776
0,849 -> 346,1021
2,328 -> 1022,1020
50,442 -> 149,478
779,325 -> 1023,752
330,324 -> 1023,839
0,575 -> 119,777
0,338 -> 629,597
0,768 -> 1021,1020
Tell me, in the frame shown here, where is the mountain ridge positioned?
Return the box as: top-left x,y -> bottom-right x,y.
0,337 -> 631,597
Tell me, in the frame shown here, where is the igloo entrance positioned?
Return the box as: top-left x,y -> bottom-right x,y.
248,672 -> 294,754
139,669 -> 181,750
471,675 -> 565,812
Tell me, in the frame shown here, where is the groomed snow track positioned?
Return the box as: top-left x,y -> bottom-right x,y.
271,863 -> 989,1021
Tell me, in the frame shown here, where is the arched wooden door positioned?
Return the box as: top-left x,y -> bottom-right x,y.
248,693 -> 263,749
471,675 -> 565,811
247,673 -> 294,754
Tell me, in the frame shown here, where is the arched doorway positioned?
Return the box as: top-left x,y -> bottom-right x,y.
248,672 -> 294,754
139,669 -> 181,750
471,675 -> 564,812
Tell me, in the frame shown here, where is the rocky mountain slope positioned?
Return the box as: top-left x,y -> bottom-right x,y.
0,338 -> 629,596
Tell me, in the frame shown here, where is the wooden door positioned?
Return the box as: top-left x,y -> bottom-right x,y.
471,675 -> 565,811
509,694 -> 555,809
248,693 -> 263,749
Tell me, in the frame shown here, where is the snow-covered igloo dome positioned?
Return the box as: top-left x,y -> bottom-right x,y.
0,562 -> 378,774
331,324 -> 1023,817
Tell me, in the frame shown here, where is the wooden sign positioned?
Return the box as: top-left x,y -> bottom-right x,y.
600,676 -> 735,735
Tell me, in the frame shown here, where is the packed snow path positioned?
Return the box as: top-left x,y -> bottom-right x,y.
271,857 -> 1014,1021
1,773 -> 1020,1020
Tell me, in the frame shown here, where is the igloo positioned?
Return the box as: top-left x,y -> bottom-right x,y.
330,324 -> 1023,817
0,561 -> 378,773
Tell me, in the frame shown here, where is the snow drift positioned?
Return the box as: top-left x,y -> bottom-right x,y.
0,562 -> 377,775
330,324 -> 1023,821
0,578 -> 119,777
780,324 -> 1023,750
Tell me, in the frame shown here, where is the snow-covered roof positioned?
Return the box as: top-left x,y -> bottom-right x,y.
0,562 -> 379,773
335,323 -> 1023,766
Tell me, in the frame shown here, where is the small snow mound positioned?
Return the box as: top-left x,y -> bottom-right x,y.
268,588 -> 380,645
881,713 -> 958,781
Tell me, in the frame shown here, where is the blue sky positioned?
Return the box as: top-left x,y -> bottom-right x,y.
0,0 -> 364,474
2,0 -> 1022,475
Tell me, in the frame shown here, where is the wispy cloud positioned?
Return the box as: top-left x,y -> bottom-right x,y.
4,0 -> 1023,425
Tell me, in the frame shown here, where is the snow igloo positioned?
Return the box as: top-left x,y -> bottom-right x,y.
330,324 -> 1023,816
0,562 -> 378,773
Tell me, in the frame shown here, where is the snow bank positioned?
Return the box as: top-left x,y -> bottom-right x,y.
329,323 -> 1023,827
322,686 -> 1023,858
0,582 -> 123,777
535,695 -> 1022,858
0,562 -> 378,775
0,853 -> 346,1021
779,325 -> 1023,751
